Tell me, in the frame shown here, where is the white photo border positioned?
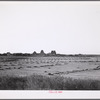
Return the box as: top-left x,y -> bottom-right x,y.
0,1 -> 100,99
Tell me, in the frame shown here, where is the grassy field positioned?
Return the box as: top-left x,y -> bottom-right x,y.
0,74 -> 100,90
0,56 -> 100,90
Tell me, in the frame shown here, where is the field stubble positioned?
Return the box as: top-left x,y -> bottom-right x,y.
0,56 -> 100,90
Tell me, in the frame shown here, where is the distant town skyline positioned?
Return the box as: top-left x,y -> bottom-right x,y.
0,2 -> 100,54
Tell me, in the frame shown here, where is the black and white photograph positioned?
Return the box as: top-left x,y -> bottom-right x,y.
0,1 -> 100,90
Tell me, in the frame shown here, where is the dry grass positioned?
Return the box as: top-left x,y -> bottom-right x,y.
0,74 -> 100,90
0,76 -> 27,90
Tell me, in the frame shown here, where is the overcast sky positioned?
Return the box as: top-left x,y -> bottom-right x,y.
0,1 -> 100,54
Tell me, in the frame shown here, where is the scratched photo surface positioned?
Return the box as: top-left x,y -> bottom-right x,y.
0,1 -> 100,90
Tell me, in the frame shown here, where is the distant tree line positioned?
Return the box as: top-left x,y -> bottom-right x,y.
32,50 -> 57,56
0,51 -> 99,57
0,50 -> 58,57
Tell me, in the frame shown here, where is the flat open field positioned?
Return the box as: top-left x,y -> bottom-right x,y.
0,56 -> 100,80
1,56 -> 100,90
